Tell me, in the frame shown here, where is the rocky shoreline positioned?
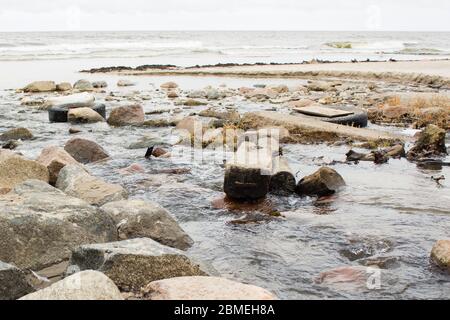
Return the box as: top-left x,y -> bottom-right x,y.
0,70 -> 449,300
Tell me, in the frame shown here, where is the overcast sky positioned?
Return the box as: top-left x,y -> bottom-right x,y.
0,0 -> 449,32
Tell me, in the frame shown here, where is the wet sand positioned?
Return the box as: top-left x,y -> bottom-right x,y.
102,60 -> 450,87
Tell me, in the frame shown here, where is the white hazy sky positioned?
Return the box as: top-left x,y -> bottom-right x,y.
0,0 -> 449,32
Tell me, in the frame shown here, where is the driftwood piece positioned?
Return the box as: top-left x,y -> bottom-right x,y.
224,141 -> 272,200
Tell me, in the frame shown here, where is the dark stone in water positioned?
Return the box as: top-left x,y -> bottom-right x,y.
145,147 -> 154,159
1,140 -> 19,150
339,238 -> 393,262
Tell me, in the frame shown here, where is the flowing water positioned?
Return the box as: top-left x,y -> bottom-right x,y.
1,74 -> 449,299
0,31 -> 449,299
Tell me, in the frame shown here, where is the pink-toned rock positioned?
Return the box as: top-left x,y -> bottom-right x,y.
118,163 -> 145,175
37,146 -> 80,184
315,266 -> 374,291
431,240 -> 450,271
142,276 -> 277,300
64,138 -> 109,164
107,105 -> 145,126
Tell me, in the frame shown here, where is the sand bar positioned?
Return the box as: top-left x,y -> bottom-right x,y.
100,60 -> 450,87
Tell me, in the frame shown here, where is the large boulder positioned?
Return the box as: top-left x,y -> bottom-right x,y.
64,138 -> 109,164
296,167 -> 345,197
142,276 -> 277,300
407,124 -> 447,161
0,128 -> 33,141
0,150 -> 49,192
23,81 -> 56,93
43,92 -> 95,110
431,240 -> 450,271
66,238 -> 208,292
73,79 -> 94,92
100,200 -> 193,250
36,146 -> 80,185
56,165 -> 128,206
0,261 -> 35,300
107,105 -> 144,127
0,180 -> 117,270
68,107 -> 105,124
20,271 -> 123,300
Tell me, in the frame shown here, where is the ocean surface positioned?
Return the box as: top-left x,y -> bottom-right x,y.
1,31 -> 449,63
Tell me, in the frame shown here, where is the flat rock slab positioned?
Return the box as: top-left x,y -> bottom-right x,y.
143,276 -> 277,300
243,111 -> 406,143
67,238 -> 208,292
293,105 -> 354,118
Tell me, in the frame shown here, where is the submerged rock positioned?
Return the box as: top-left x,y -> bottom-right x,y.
142,276 -> 277,300
23,81 -> 56,93
0,180 -> 117,270
0,127 -> 33,141
315,266 -> 374,291
20,271 -> 123,300
64,138 -> 109,164
296,167 -> 345,197
199,107 -> 240,122
126,135 -> 164,149
0,150 -> 49,191
100,200 -> 193,250
107,105 -> 145,127
431,240 -> 450,271
68,107 -> 105,124
407,125 -> 447,161
66,238 -> 208,292
117,79 -> 136,87
56,165 -> 128,206
36,146 -> 80,185
0,261 -> 35,300
1,140 -> 20,150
